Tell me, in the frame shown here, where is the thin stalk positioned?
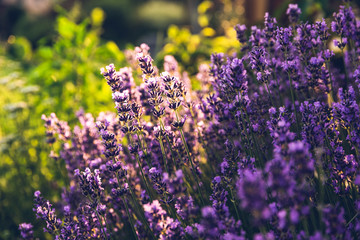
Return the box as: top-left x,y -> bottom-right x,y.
349,124 -> 359,158
274,70 -> 283,104
159,120 -> 178,172
346,212 -> 359,227
309,207 -> 319,231
122,197 -> 139,240
157,118 -> 170,173
341,47 -> 349,84
95,208 -> 109,240
264,81 -> 274,107
123,177 -> 157,240
136,153 -> 153,201
175,109 -> 206,206
342,195 -> 352,218
179,127 -> 206,206
316,165 -> 325,204
159,135 -> 169,173
167,202 -> 184,225
160,135 -> 200,205
325,60 -> 334,104
236,92 -> 263,167
287,72 -> 301,136
243,108 -> 264,168
129,136 -> 153,201
198,129 -> 221,170
136,131 -> 152,168
301,218 -> 310,237
164,135 -> 178,171
232,110 -> 252,157
229,188 -> 241,221
325,184 -> 335,205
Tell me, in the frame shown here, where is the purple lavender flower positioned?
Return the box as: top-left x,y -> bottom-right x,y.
300,101 -> 330,148
187,207 -> 225,239
149,167 -> 171,203
224,57 -> 248,91
286,4 -> 301,24
354,66 -> 360,90
332,5 -> 356,40
249,46 -> 271,83
100,63 -> 122,92
322,204 -> 350,239
315,19 -> 330,42
75,168 -> 104,202
33,191 -> 62,236
264,13 -> 277,39
287,141 -> 314,182
163,55 -> 179,75
138,55 -> 155,77
96,120 -> 122,160
306,56 -> 325,88
265,157 -> 296,207
210,176 -> 229,217
175,196 -> 198,221
333,86 -> 360,126
19,223 -> 34,240
41,113 -> 71,143
59,205 -> 81,239
210,53 -> 225,82
143,200 -> 170,237
237,170 -> 270,223
249,25 -> 265,47
234,24 -> 247,44
161,72 -> 183,111
276,27 -> 293,53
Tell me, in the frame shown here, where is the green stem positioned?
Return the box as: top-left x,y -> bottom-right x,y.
157,118 -> 170,173
264,81 -> 274,107
175,108 -> 206,206
325,60 -> 334,103
287,72 -> 300,136
122,197 -> 139,240
129,136 -> 153,201
274,70 -> 283,104
341,46 -> 349,84
243,108 -> 264,168
229,188 -> 241,221
95,208 -> 109,240
136,154 -> 153,201
123,177 -> 157,240
159,135 -> 169,173
236,91 -> 263,167
159,120 -> 178,172
346,212 -> 359,227
302,218 -> 310,237
179,127 -> 206,206
136,131 -> 152,168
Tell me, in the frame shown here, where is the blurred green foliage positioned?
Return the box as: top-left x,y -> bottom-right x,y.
11,5 -> 125,116
0,5 -> 126,239
157,0 -> 240,75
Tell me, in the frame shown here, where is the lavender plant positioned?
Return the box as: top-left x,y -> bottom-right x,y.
21,2 -> 360,239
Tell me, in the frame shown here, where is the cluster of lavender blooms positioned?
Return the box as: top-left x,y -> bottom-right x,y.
20,2 -> 360,239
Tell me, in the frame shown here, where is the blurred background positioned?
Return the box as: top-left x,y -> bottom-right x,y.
0,0 -> 358,239
0,0 -> 353,50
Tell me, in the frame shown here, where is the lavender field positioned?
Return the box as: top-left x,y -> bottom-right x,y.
12,0 -> 360,239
